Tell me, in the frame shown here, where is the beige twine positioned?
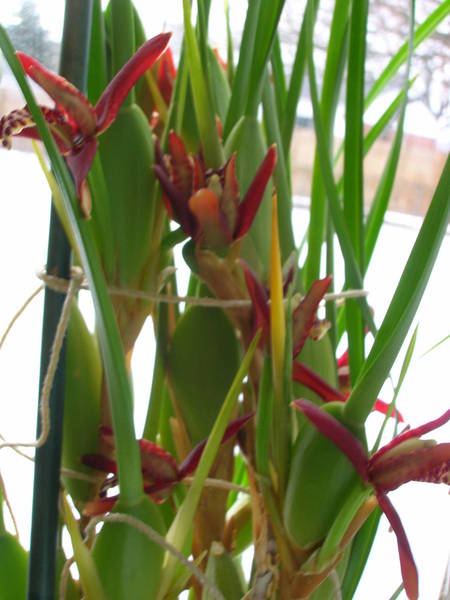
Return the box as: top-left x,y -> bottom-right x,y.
37,268 -> 369,308
0,265 -> 367,453
0,267 -> 84,451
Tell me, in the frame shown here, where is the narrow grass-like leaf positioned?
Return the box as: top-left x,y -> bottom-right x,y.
62,495 -> 108,600
372,325 -> 418,452
255,356 -> 273,480
281,0 -> 318,155
157,333 -> 260,599
305,8 -> 375,336
326,215 -> 337,351
262,72 -> 295,260
245,0 -> 286,118
225,0 -> 235,85
110,0 -> 136,105
143,302 -> 169,442
304,0 -> 350,289
32,141 -> 80,261
223,0 -> 260,138
182,0 -> 223,167
344,155 -> 450,424
365,0 -> 415,269
364,0 -> 450,110
87,0 -> 107,104
341,507 -> 382,598
343,0 -> 368,384
270,34 -> 287,124
316,485 -> 371,570
421,333 -> 450,357
0,27 -> 144,503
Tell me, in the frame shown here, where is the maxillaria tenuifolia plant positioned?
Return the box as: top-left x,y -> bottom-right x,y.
0,0 -> 449,598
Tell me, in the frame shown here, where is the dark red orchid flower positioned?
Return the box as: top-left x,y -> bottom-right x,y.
241,259 -> 331,356
153,131 -> 277,250
82,412 -> 253,515
242,262 -> 403,421
293,398 -> 450,600
0,33 -> 171,216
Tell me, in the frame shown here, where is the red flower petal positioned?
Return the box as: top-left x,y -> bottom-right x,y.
17,52 -> 96,139
84,497 -> 118,516
293,398 -> 369,482
234,145 -> 277,240
138,438 -> 180,484
240,259 -> 270,341
65,136 -> 98,217
167,130 -> 194,197
221,154 -> 239,232
158,47 -> 176,104
372,408 -> 450,463
81,453 -> 118,474
292,361 -> 345,402
376,492 -> 418,600
95,32 -> 172,132
179,412 -> 254,479
373,399 -> 404,423
153,163 -> 196,236
292,276 -> 332,358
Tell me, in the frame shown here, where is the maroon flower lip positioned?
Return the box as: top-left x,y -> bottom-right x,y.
82,412 -> 254,515
153,131 -> 277,250
293,398 -> 450,600
0,32 -> 172,216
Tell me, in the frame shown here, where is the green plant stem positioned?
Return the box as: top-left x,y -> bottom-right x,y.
0,26 -> 144,506
26,3 -> 92,599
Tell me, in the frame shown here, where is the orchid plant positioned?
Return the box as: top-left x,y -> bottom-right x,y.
0,0 -> 449,599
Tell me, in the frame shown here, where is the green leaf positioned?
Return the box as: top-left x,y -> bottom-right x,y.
270,34 -> 287,124
341,507 -> 382,599
372,325 -> 418,452
182,0 -> 224,167
305,7 -> 375,336
158,333 -> 260,599
0,25 -> 143,502
343,0 -> 368,383
281,0 -> 318,155
87,0 -> 107,104
223,0 -> 261,138
255,356 -> 273,480
245,0 -> 286,118
344,154 -> 450,424
364,1 -> 415,270
262,71 -> 295,261
168,306 -> 240,444
304,0 -> 350,289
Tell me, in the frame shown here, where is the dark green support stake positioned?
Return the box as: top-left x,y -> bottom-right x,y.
27,2 -> 92,599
